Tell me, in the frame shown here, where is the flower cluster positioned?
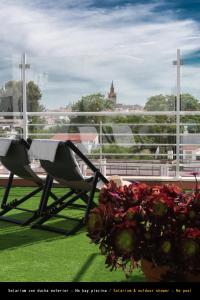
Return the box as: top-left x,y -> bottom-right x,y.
87,180 -> 200,280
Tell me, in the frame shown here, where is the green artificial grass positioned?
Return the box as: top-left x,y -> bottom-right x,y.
0,187 -> 145,282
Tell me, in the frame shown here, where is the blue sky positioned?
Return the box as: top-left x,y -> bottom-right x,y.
0,0 -> 200,109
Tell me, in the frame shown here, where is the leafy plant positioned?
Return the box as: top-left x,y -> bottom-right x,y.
87,175 -> 200,281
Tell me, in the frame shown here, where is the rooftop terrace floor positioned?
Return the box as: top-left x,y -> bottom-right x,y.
0,187 -> 144,282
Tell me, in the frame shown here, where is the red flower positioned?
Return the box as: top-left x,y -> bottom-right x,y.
87,205 -> 107,241
146,194 -> 173,217
162,184 -> 182,196
125,206 -> 142,220
99,180 -> 119,204
87,179 -> 200,278
174,202 -> 189,221
184,228 -> 200,239
151,186 -> 161,196
113,208 -> 125,223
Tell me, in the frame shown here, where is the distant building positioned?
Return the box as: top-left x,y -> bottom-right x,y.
107,81 -> 143,111
107,81 -> 117,106
44,108 -> 70,127
181,133 -> 200,161
115,103 -> 143,111
182,145 -> 200,161
59,105 -> 72,112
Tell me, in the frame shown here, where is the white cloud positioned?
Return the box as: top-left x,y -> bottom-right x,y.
0,0 -> 200,108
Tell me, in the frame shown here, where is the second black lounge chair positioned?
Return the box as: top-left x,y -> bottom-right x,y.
30,139 -> 109,236
0,138 -> 57,226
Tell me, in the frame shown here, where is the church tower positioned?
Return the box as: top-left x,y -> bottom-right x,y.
107,81 -> 117,106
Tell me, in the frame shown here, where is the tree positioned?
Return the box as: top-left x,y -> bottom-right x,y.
72,93 -> 114,113
0,81 -> 22,115
145,93 -> 200,112
26,81 -> 46,134
144,93 -> 200,157
70,93 -> 114,131
26,81 -> 44,112
144,95 -> 168,111
0,80 -> 45,133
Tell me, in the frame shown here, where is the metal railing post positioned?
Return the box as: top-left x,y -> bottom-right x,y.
20,53 -> 30,139
99,121 -> 103,172
173,49 -> 181,179
22,53 -> 27,139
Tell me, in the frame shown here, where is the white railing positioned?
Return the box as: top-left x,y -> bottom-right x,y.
1,110 -> 200,179
1,50 -> 200,180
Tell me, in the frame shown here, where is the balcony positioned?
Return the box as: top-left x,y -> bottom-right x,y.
1,110 -> 200,189
1,51 -> 200,187
0,51 -> 200,284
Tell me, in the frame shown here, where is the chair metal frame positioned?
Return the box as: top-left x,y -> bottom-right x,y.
0,139 -> 58,226
32,140 -> 109,236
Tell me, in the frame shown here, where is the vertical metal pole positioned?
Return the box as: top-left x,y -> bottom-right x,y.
176,49 -> 181,178
99,121 -> 103,172
22,53 -> 28,139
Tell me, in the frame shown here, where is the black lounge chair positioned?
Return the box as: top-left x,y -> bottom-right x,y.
0,138 -> 57,226
30,139 -> 109,236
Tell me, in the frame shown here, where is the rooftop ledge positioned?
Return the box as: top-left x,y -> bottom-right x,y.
0,175 -> 198,189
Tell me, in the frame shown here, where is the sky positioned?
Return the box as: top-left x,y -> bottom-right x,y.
0,0 -> 200,109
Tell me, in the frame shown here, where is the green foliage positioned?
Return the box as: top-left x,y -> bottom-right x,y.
0,187 -> 144,282
180,94 -> 200,111
0,80 -> 43,112
72,93 -> 114,112
92,144 -> 133,159
142,93 -> 200,153
26,81 -> 43,112
0,80 -> 45,133
145,93 -> 200,112
26,81 -> 45,133
99,93 -> 200,159
144,95 -> 168,111
70,93 -> 114,130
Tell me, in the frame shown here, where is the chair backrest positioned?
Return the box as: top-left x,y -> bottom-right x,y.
78,126 -> 99,154
39,141 -> 92,191
112,125 -> 135,147
0,139 -> 42,184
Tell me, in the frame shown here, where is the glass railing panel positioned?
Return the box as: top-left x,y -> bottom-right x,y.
1,50 -> 196,179
24,52 -> 177,177
179,49 -> 200,177
0,54 -> 23,175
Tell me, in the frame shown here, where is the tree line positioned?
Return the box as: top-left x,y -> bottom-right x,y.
1,81 -> 200,160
